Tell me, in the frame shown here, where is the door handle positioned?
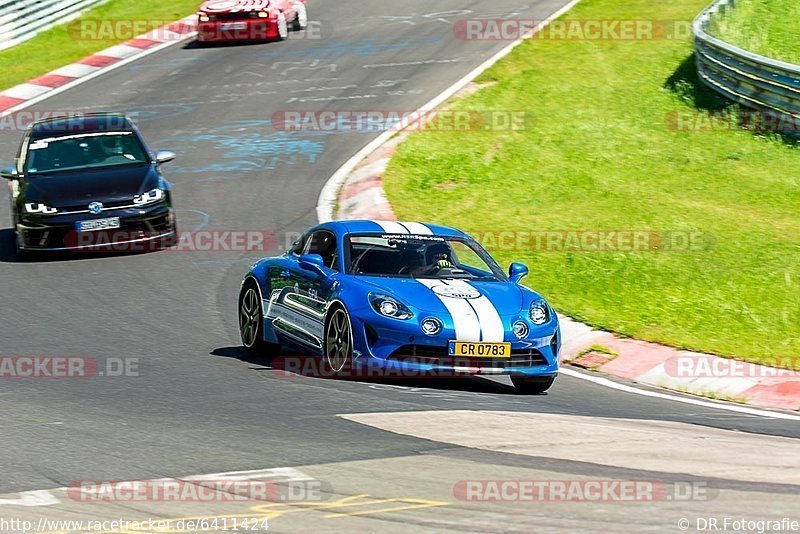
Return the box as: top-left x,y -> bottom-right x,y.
280,270 -> 291,279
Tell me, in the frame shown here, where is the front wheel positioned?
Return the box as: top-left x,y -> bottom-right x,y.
511,375 -> 555,395
324,305 -> 352,375
275,12 -> 289,41
239,280 -> 280,359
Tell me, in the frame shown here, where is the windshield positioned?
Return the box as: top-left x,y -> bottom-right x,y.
347,234 -> 507,281
25,132 -> 149,174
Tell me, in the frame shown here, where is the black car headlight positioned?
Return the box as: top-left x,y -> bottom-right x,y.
369,293 -> 413,320
25,202 -> 57,215
133,188 -> 164,206
529,300 -> 549,325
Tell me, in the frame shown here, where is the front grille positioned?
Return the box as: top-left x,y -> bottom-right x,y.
389,345 -> 548,369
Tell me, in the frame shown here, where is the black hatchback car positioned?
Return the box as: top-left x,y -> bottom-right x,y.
2,113 -> 177,256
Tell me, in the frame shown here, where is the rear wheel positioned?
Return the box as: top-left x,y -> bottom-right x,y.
291,2 -> 308,31
324,305 -> 352,375
239,280 -> 280,359
511,375 -> 556,395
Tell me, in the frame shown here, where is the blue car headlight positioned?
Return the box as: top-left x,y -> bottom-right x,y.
529,300 -> 549,325
369,293 -> 413,320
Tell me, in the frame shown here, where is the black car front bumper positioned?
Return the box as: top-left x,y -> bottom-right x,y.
17,204 -> 176,251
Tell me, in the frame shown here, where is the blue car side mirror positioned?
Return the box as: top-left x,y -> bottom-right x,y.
299,253 -> 326,271
509,262 -> 529,284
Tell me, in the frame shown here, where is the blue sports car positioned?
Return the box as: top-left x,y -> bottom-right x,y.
238,220 -> 560,393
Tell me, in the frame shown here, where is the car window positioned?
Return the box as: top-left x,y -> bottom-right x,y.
289,233 -> 308,256
25,132 -> 148,174
304,230 -> 338,271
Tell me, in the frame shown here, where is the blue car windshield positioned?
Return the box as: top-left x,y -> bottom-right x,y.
347,234 -> 507,281
25,132 -> 149,175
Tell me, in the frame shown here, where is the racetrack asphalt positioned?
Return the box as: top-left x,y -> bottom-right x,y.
0,0 -> 797,530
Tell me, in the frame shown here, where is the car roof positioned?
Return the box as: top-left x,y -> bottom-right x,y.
29,113 -> 134,139
322,220 -> 468,238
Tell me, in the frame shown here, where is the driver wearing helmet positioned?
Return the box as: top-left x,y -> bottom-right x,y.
412,242 -> 454,276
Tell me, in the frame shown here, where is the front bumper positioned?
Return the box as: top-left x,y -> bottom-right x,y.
350,311 -> 560,377
17,204 -> 175,252
197,19 -> 280,42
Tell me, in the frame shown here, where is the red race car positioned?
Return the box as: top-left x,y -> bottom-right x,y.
197,0 -> 308,43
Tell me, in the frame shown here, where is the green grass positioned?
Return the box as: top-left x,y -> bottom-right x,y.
708,0 -> 800,64
0,0 -> 200,91
383,0 -> 800,367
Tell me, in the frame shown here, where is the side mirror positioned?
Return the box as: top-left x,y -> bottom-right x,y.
1,166 -> 17,180
299,253 -> 325,272
155,150 -> 176,164
509,262 -> 529,284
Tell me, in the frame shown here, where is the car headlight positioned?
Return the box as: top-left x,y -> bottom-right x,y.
133,188 -> 164,206
199,14 -> 210,22
529,300 -> 549,325
369,293 -> 413,320
25,203 -> 57,215
258,10 -> 269,18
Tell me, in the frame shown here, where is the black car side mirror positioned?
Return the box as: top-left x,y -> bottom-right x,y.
0,166 -> 17,179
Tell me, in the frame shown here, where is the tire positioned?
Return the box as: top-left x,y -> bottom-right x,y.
323,304 -> 353,376
14,230 -> 29,261
239,280 -> 281,359
291,2 -> 308,31
511,375 -> 556,395
275,12 -> 289,41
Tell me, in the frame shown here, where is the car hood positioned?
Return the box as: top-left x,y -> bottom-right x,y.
24,164 -> 158,207
353,276 -> 526,316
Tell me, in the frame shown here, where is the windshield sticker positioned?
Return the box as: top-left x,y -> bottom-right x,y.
379,233 -> 445,242
32,131 -> 134,145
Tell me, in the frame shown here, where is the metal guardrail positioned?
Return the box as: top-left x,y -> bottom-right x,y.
0,0 -> 108,51
693,0 -> 800,121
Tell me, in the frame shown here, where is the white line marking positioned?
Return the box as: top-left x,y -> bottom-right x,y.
2,83 -> 51,100
560,368 -> 800,421
49,63 -> 101,78
316,0 -> 583,222
0,491 -> 59,507
96,44 -> 142,59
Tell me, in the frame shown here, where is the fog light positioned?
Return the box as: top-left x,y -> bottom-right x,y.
421,318 -> 442,336
512,321 -> 529,339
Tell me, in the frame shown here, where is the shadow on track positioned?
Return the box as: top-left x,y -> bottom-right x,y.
0,228 -> 170,264
211,346 -> 519,395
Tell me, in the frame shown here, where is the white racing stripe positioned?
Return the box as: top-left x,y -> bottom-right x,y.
418,279 -> 481,341
373,220 -> 409,234
446,280 -> 505,342
400,222 -> 433,235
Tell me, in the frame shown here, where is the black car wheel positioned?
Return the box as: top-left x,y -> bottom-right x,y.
239,280 -> 280,359
324,305 -> 352,375
511,375 -> 556,395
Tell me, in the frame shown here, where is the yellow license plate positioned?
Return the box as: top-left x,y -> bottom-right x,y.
448,341 -> 511,358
